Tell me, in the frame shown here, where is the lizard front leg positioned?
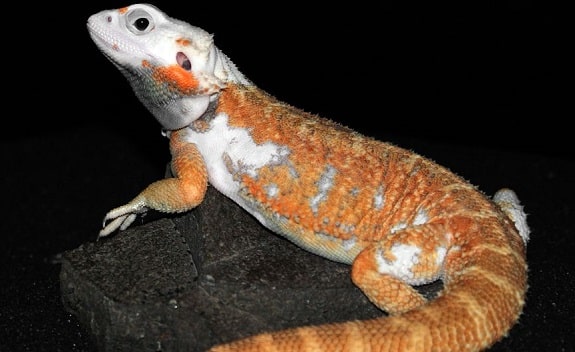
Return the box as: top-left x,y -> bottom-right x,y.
100,130 -> 208,237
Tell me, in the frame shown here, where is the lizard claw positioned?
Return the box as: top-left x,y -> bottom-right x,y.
99,214 -> 135,238
98,200 -> 147,238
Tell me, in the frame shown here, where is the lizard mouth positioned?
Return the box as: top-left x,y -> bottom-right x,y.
86,20 -> 114,52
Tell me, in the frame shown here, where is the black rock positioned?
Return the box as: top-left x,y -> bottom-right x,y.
59,186 -> 415,352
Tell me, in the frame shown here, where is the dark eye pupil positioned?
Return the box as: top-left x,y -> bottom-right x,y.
134,18 -> 149,31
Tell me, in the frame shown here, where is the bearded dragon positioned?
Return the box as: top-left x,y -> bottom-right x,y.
87,4 -> 530,351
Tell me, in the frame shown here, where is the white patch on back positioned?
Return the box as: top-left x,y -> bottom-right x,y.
373,185 -> 385,210
265,183 -> 279,199
413,208 -> 429,226
390,221 -> 407,234
435,245 -> 447,267
309,165 -> 337,214
185,112 -> 289,206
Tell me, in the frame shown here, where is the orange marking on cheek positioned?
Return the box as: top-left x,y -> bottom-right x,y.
118,7 -> 129,14
140,60 -> 200,95
152,65 -> 200,94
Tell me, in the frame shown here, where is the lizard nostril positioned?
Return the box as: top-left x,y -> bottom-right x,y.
106,15 -> 112,23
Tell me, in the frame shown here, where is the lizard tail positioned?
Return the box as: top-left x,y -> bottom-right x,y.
209,203 -> 528,352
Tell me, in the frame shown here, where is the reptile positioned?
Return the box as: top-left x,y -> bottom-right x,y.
87,4 -> 530,351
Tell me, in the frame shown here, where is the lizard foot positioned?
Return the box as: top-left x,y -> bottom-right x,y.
99,199 -> 147,238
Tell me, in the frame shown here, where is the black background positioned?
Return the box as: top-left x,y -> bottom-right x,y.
1,1 -> 572,351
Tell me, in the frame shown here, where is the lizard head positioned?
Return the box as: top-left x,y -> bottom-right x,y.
87,3 -> 227,130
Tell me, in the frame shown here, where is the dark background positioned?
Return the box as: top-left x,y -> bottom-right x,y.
1,1 -> 571,351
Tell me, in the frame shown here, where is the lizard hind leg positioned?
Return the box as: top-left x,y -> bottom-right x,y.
351,223 -> 449,315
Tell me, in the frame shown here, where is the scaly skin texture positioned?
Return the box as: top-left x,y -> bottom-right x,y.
87,4 -> 530,351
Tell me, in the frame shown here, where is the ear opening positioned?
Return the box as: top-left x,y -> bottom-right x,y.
176,52 -> 192,71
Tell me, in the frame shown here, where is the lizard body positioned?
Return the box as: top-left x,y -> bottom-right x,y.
87,4 -> 530,351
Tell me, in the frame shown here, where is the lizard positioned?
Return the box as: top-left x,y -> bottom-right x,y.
87,4 -> 530,351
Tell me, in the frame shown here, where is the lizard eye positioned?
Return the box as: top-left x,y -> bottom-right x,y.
134,18 -> 150,31
176,52 -> 192,71
126,9 -> 154,35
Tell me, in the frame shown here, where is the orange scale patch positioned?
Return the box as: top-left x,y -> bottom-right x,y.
151,64 -> 200,95
272,195 -> 306,219
241,175 -> 267,202
175,38 -> 192,46
245,169 -> 309,217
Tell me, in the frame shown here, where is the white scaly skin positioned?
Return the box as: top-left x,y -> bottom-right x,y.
87,4 -> 530,352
